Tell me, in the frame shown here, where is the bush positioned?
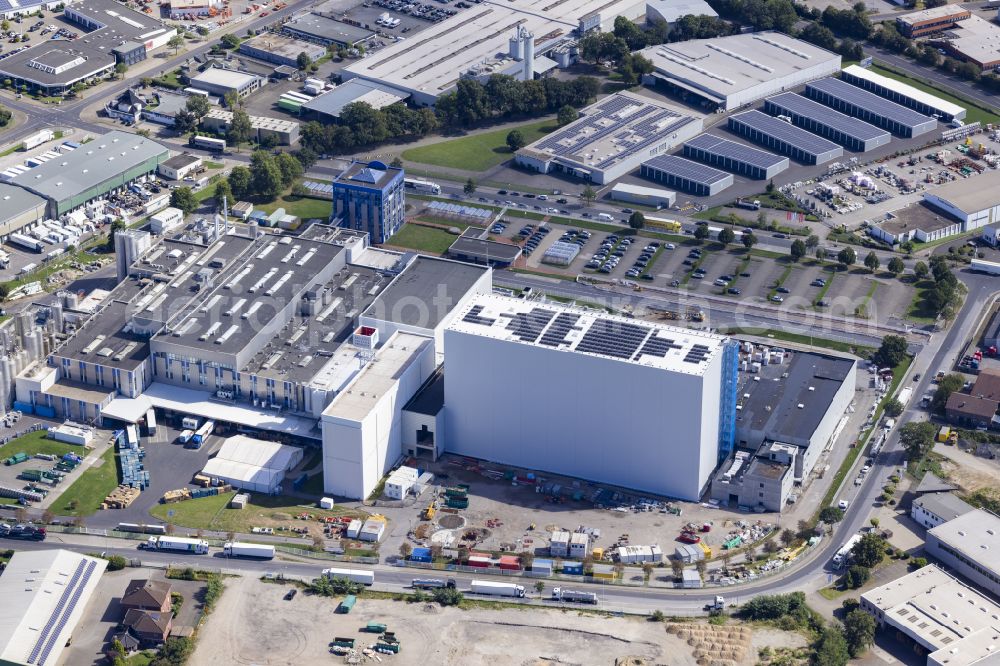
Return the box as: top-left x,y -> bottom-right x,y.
844,565 -> 871,589
105,554 -> 127,571
202,574 -> 224,614
432,587 -> 463,606
910,557 -> 928,570
650,609 -> 666,622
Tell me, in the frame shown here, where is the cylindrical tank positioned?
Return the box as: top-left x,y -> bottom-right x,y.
523,29 -> 535,81
509,31 -> 523,59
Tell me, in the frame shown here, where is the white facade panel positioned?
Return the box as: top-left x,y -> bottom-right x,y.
442,329 -> 723,500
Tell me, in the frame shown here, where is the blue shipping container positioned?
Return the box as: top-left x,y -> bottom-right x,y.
12,401 -> 34,414
409,547 -> 432,562
562,563 -> 583,575
35,405 -> 55,418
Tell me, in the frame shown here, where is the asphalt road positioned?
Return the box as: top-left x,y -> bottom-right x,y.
868,47 -> 1000,114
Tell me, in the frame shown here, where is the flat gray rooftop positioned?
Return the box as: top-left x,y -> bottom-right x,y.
284,13 -> 374,44
738,350 -> 855,443
302,78 -> 409,119
0,183 -> 46,220
363,255 -> 487,329
243,265 -> 387,383
54,299 -> 152,371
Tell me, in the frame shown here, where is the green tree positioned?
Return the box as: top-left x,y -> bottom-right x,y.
887,256 -> 905,276
914,261 -> 929,280
629,211 -> 645,230
105,554 -> 127,571
814,626 -> 850,666
173,110 -> 197,135
250,151 -> 284,201
275,152 -> 303,188
506,129 -> 525,152
899,420 -> 937,460
805,234 -> 820,248
114,62 -> 128,79
557,104 -> 578,126
694,224 -> 710,243
820,506 -> 844,524
838,247 -> 856,269
931,374 -> 965,414
580,185 -> 596,206
844,564 -> 871,589
170,187 -> 197,216
432,587 -> 463,606
717,227 -> 735,244
186,94 -> 210,119
0,20 -> 8,31
780,528 -> 796,547
816,247 -> 828,261
296,51 -> 312,70
214,178 -> 233,207
790,238 -> 806,261
851,533 -> 885,568
223,90 -> 240,109
883,398 -> 903,418
874,335 -> 908,368
220,33 -> 240,49
227,109 -> 252,150
228,166 -> 252,200
464,178 -> 476,196
742,231 -> 757,250
843,609 -> 876,658
168,33 -> 185,55
864,251 -> 880,273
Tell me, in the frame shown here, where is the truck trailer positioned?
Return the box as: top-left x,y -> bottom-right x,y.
551,587 -> 598,604
141,536 -> 209,554
223,542 -> 275,559
412,578 -> 456,589
470,580 -> 525,597
323,567 -> 375,585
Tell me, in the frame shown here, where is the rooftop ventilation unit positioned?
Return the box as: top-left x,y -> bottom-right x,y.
199,321 -> 222,341
215,324 -> 239,345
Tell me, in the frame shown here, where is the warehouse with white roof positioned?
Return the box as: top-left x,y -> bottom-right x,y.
440,294 -> 739,500
840,64 -> 965,122
201,435 -> 304,493
639,31 -> 841,110
0,550 -> 107,666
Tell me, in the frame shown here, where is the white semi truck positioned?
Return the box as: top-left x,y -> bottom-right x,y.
551,587 -> 598,604
223,542 -> 275,559
140,536 -> 209,554
470,580 -> 525,598
323,567 -> 375,586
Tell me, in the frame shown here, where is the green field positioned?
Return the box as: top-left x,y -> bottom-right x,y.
386,223 -> 459,254
255,194 -> 332,221
906,279 -> 940,324
0,431 -> 80,461
402,119 -> 556,171
869,64 -> 1000,127
54,448 -> 120,516
150,492 -> 365,534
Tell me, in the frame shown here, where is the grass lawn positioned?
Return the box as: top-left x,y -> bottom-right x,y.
150,492 -> 365,533
401,119 -> 556,171
125,651 -> 156,666
716,327 -> 876,357
908,450 -> 949,480
818,586 -> 846,601
203,161 -> 224,170
906,279 -> 939,324
0,431 -> 81,460
868,64 -> 1000,127
255,194 -> 331,220
387,223 -> 459,254
55,448 -> 120,516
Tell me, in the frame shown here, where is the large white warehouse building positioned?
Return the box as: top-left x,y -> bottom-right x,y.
441,294 -> 738,500
639,31 -> 842,110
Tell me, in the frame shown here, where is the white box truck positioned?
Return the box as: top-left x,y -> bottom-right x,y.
551,587 -> 597,604
141,536 -> 209,554
223,542 -> 275,559
323,567 -> 375,586
470,580 -> 525,598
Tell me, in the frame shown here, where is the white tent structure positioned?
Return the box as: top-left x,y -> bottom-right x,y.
201,435 -> 304,493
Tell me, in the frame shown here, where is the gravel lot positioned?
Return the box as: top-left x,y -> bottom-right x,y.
190,576 -> 806,665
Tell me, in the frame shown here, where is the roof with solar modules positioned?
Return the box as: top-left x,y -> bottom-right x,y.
515,91 -> 703,182
447,293 -> 726,375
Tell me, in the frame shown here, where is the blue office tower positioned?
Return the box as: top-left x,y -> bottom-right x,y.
717,339 -> 739,461
331,160 -> 405,244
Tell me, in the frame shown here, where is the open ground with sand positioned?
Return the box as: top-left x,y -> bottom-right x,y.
190,576 -> 807,666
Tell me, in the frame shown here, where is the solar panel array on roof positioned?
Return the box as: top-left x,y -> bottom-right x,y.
576,318 -> 650,359
504,308 -> 556,343
539,312 -> 581,348
637,334 -> 684,359
684,343 -> 711,364
642,154 -> 731,186
462,304 -> 496,326
727,110 -> 843,164
804,77 -> 937,137
764,93 -> 889,142
683,134 -> 786,170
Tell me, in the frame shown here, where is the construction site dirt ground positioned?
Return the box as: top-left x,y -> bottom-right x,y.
190,576 -> 807,666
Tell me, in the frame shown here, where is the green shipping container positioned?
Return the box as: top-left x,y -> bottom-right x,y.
446,498 -> 468,509
331,637 -> 355,648
376,643 -> 400,653
4,452 -> 28,466
336,595 -> 356,614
